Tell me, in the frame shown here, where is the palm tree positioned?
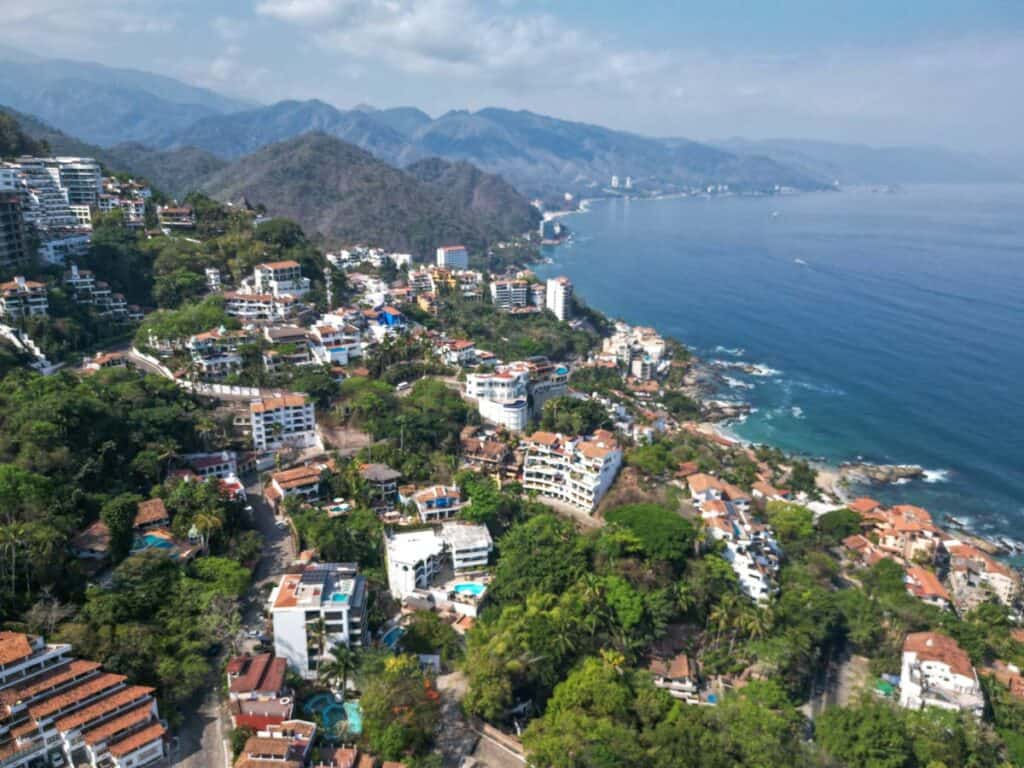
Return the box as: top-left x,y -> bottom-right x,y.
193,512 -> 223,552
309,618 -> 328,669
319,644 -> 359,696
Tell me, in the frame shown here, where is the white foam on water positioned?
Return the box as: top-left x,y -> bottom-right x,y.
923,469 -> 951,483
790,406 -> 805,419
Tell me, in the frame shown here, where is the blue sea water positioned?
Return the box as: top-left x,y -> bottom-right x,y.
535,186 -> 1024,537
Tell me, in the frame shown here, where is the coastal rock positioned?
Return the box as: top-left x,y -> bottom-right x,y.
839,462 -> 925,485
701,400 -> 752,422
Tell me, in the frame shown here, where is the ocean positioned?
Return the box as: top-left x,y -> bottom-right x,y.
535,185 -> 1024,538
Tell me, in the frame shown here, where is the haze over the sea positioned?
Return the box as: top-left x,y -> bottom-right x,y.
537,185 -> 1024,537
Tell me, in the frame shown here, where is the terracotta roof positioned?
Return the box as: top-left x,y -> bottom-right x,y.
0,631 -> 34,666
578,437 -> 618,459
83,703 -> 154,744
236,760 -> 301,768
242,737 -> 294,758
688,473 -> 724,494
848,497 -> 881,514
721,482 -> 750,501
251,394 -> 309,413
134,498 -> 169,527
55,685 -> 154,731
257,260 -> 301,270
650,652 -> 693,679
271,465 -> 324,489
675,461 -> 700,478
904,631 -> 974,678
701,499 -> 730,518
527,431 -> 561,447
413,485 -> 460,503
228,654 -> 287,695
905,566 -> 950,602
0,659 -> 101,706
107,722 -> 166,757
29,672 -> 126,718
892,504 -> 933,524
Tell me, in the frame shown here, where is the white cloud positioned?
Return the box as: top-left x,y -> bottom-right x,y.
0,0 -> 175,49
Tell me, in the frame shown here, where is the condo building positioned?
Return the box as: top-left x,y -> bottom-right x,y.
436,245 -> 469,270
250,394 -> 317,452
0,631 -> 165,768
0,277 -> 48,321
545,276 -> 573,321
522,429 -> 622,512
269,563 -> 367,678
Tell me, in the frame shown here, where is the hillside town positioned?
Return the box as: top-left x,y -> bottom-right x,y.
0,148 -> 1023,768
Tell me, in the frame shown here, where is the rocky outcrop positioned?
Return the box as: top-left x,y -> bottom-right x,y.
838,462 -> 925,485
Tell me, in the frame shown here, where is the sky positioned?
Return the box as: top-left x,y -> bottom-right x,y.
1,0 -> 1023,154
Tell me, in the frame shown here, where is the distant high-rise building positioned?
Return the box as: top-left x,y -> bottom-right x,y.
545,276 -> 573,321
610,175 -> 620,188
436,244 -> 469,269
625,176 -> 633,190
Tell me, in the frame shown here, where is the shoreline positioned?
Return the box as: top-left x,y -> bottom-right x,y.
538,199 -> 1023,559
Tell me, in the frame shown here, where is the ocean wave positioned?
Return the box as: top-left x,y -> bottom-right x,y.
748,364 -> 782,377
891,478 -> 912,486
714,346 -> 746,357
790,406 -> 805,419
723,376 -> 755,390
922,469 -> 951,483
789,380 -> 847,396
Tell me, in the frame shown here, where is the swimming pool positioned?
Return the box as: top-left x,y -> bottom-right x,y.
329,592 -> 349,603
304,692 -> 346,733
381,626 -> 404,649
343,701 -> 362,735
453,582 -> 486,597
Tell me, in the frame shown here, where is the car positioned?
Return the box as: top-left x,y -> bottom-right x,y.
244,505 -> 254,513
245,629 -> 262,639
275,519 -> 289,530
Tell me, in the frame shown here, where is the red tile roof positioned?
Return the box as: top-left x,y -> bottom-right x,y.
0,631 -> 34,666
904,631 -> 974,678
107,722 -> 165,757
134,498 -> 169,527
228,654 -> 287,695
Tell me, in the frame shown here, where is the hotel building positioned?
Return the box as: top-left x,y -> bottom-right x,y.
522,429 -> 622,512
250,394 -> 317,452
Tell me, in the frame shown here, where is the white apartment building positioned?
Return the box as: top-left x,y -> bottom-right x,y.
250,394 -> 317,451
0,631 -> 165,768
899,632 -> 984,717
436,245 -> 469,270
49,157 -> 103,206
253,260 -> 310,298
223,292 -> 296,322
205,267 -> 222,293
186,327 -> 251,378
385,523 -> 493,601
412,485 -> 467,523
490,280 -> 530,310
269,563 -> 367,678
0,277 -> 48,320
522,429 -> 622,512
39,231 -> 90,265
545,276 -> 573,321
465,366 -> 530,431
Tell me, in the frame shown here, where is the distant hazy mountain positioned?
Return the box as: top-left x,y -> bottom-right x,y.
160,99 -> 410,163
162,100 -> 827,196
199,132 -> 539,254
0,47 -> 250,147
713,138 -> 1019,185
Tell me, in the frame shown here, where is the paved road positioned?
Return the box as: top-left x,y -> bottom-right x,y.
171,479 -> 295,767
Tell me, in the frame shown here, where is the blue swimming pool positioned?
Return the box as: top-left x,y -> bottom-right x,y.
304,692 -> 346,733
381,626 -> 404,649
329,592 -> 349,603
343,701 -> 362,735
453,582 -> 486,597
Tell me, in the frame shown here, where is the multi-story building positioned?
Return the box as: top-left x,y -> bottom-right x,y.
522,429 -> 622,512
358,463 -> 401,511
945,540 -> 1021,612
49,158 -> 102,205
186,327 -> 252,378
649,653 -> 700,705
269,563 -> 367,678
899,631 -> 984,717
253,261 -> 310,298
0,193 -> 28,269
465,365 -> 530,431
412,485 -> 467,523
0,277 -> 48,321
385,522 -> 493,601
224,292 -> 296,322
205,267 -> 223,293
250,394 -> 317,452
436,245 -> 468,270
545,276 -> 573,321
225,652 -> 293,728
0,631 -> 165,768
156,205 -> 195,229
38,231 -> 90,266
490,280 -> 531,311
265,465 -> 326,509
